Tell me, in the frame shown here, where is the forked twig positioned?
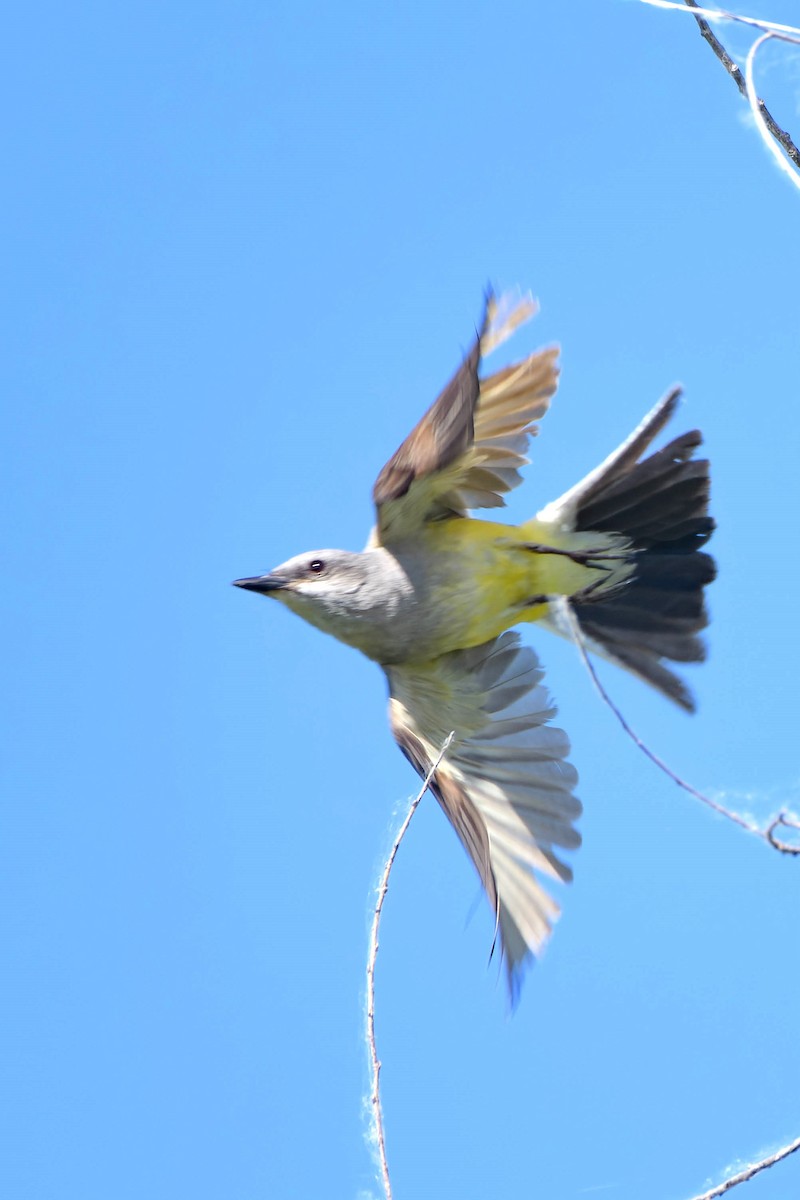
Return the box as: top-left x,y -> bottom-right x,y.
684,0 -> 800,168
364,732 -> 454,1200
552,597 -> 800,854
639,1 -> 800,188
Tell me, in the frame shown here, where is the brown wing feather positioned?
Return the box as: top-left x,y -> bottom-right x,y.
373,320 -> 484,510
372,291 -> 559,543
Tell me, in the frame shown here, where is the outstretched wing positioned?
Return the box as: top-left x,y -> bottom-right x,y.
385,631 -> 580,1003
373,291 -> 559,543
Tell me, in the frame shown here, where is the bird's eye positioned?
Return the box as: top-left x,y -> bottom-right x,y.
308,559 -> 325,574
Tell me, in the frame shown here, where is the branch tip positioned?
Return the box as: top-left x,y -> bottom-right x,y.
363,732 -> 454,1200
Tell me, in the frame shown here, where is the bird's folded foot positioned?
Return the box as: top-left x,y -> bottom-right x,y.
520,541 -> 630,572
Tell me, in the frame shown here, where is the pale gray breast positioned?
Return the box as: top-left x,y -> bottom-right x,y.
370,543 -> 486,664
334,546 -> 456,665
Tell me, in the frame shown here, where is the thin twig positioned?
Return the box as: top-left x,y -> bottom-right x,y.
687,1133 -> 800,1199
684,1 -> 800,172
686,0 -> 751,94
551,597 -> 800,854
639,1 -> 800,180
364,732 -> 455,1200
744,32 -> 800,190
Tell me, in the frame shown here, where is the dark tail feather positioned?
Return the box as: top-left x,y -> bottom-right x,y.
567,396 -> 716,711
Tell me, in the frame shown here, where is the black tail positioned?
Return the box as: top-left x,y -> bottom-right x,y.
564,390 -> 716,711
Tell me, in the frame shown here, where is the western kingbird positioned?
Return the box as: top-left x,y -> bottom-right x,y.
234,291 -> 715,999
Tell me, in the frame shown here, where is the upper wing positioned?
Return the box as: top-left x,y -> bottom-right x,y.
372,291 -> 559,543
385,631 -> 580,1003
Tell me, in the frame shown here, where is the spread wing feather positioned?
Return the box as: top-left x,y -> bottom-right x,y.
537,389 -> 715,710
373,291 -> 559,541
385,631 -> 580,1003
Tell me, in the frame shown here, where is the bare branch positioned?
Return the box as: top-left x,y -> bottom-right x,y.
743,31 -> 800,189
685,0 -> 750,96
639,2 -> 800,183
364,732 -> 454,1200
551,597 -> 800,855
687,1133 -> 800,1199
683,1 -> 800,174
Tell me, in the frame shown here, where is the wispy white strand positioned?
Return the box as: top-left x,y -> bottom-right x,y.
638,0 -> 800,38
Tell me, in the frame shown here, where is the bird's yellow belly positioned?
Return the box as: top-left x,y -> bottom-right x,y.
407,516 -> 631,658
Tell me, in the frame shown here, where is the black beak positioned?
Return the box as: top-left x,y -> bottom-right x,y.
232,574 -> 286,594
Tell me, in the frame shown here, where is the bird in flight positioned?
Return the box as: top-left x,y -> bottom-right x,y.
234,291 -> 715,1002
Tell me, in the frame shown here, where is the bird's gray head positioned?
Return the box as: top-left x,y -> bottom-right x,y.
233,548 -> 399,653
234,548 -> 370,604
233,545 -> 422,660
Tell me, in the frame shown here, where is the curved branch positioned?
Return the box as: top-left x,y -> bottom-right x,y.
551,597 -> 800,855
743,31 -> 800,191
364,732 -> 454,1200
766,809 -> 800,854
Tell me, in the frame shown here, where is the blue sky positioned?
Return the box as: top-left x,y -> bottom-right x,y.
3,4 -> 800,1198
